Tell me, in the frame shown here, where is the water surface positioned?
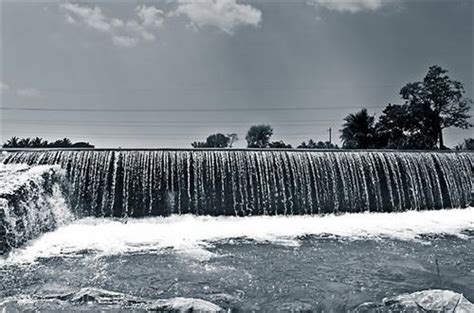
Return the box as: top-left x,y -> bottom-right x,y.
1,209 -> 473,311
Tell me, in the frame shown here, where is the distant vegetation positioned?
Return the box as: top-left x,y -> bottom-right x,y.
2,137 -> 94,148
245,125 -> 274,148
268,140 -> 292,149
455,138 -> 474,151
190,66 -> 471,150
3,65 -> 471,151
340,66 -> 472,150
191,133 -> 238,148
298,140 -> 338,149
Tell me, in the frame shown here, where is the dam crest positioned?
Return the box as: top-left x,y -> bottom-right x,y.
3,150 -> 472,217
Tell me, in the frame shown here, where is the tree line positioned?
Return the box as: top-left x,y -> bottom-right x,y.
2,137 -> 94,148
340,66 -> 471,150
2,66 -> 471,151
191,125 -> 338,149
191,66 -> 472,150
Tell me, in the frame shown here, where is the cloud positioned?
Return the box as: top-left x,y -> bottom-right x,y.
112,36 -> 139,48
60,3 -> 164,47
17,88 -> 41,98
0,82 -> 9,93
136,5 -> 165,29
308,0 -> 392,13
171,0 -> 262,34
61,3 -> 113,32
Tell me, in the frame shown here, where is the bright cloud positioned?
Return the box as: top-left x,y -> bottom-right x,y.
171,0 -> 262,34
61,3 -> 113,32
308,0 -> 392,13
136,5 -> 165,29
16,88 -> 42,98
60,3 -> 164,47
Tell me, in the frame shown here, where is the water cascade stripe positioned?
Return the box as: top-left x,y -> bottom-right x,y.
3,150 -> 473,217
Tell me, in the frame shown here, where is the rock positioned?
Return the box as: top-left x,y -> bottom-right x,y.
383,289 -> 474,312
354,289 -> 474,312
145,297 -> 223,312
36,287 -> 223,312
56,287 -> 145,305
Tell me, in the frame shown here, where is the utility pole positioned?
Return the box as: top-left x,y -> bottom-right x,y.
328,127 -> 332,144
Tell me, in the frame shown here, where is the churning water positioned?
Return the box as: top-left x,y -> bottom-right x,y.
4,208 -> 473,264
0,208 -> 473,311
1,150 -> 473,311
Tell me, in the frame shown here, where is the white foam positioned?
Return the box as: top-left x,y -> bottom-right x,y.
3,208 -> 473,264
0,164 -> 61,195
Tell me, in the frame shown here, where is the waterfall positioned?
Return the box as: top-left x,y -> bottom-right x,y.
0,164 -> 72,254
3,150 -> 473,217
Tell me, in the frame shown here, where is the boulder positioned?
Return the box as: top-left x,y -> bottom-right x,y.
43,287 -> 146,306
36,287 -> 223,312
146,297 -> 223,312
354,289 -> 474,312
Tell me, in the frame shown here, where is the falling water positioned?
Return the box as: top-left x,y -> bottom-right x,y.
0,164 -> 72,254
3,150 -> 473,217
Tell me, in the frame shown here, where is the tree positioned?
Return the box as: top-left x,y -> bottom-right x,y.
3,136 -> 20,148
191,133 -> 230,148
2,137 -> 93,148
19,137 -> 32,147
206,133 -> 230,148
31,137 -> 48,147
400,65 -> 472,149
268,140 -> 292,149
376,103 -> 438,150
246,124 -> 273,148
340,109 -> 377,149
191,141 -> 207,148
455,138 -> 474,151
298,139 -> 338,149
72,142 -> 95,148
51,138 -> 73,148
227,133 -> 238,148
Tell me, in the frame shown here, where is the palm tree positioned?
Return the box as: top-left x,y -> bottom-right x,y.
340,109 -> 377,149
31,137 -> 47,147
3,136 -> 20,148
51,138 -> 73,148
19,137 -> 32,147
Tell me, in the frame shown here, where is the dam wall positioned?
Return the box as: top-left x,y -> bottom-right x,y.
3,150 -> 472,217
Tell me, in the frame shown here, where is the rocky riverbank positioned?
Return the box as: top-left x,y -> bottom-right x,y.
1,287 -> 472,312
0,287 -> 223,312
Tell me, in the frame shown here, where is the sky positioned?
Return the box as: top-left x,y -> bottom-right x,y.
0,0 -> 472,148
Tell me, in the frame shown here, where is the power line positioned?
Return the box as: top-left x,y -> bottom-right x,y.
3,120 -> 335,128
0,105 -> 383,112
2,84 -> 402,95
1,130 -> 330,137
4,118 -> 337,124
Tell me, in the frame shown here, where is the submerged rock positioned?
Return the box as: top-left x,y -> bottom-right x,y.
354,289 -> 474,312
40,287 -> 146,306
145,297 -> 222,312
35,287 -> 223,312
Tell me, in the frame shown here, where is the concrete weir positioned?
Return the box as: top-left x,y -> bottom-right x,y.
2,149 -> 472,217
